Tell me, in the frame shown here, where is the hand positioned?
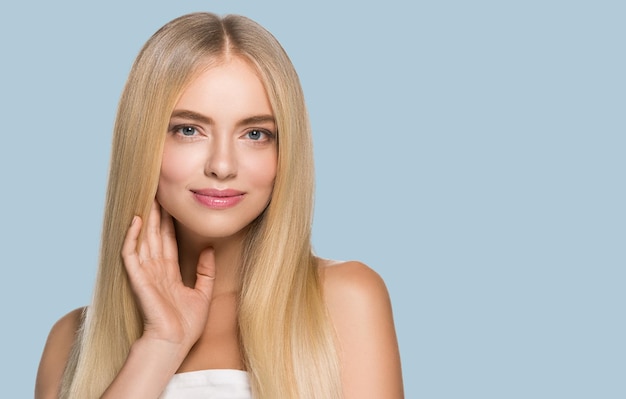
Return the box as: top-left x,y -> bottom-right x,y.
121,200 -> 215,350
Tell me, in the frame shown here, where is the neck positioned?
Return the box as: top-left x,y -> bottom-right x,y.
174,222 -> 248,296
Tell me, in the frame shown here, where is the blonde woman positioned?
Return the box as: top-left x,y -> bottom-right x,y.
35,12 -> 403,399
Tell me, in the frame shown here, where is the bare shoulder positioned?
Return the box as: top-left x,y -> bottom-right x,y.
317,259 -> 404,398
318,258 -> 394,328
319,259 -> 390,309
35,307 -> 85,399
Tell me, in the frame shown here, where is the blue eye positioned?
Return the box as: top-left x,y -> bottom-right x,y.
247,130 -> 264,140
180,126 -> 196,136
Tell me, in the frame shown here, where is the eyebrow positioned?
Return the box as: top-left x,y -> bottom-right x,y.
170,110 -> 213,125
170,109 -> 276,127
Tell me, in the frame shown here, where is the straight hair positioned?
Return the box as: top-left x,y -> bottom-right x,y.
60,13 -> 341,399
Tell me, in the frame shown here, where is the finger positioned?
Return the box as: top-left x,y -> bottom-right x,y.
160,206 -> 178,262
194,247 -> 216,299
146,200 -> 163,259
121,216 -> 143,275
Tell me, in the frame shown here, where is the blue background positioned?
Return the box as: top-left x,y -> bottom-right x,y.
1,1 -> 624,398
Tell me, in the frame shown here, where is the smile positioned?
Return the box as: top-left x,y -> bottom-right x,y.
191,188 -> 245,209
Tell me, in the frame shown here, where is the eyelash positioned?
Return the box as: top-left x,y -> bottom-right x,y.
169,125 -> 275,142
170,125 -> 200,139
245,129 -> 275,142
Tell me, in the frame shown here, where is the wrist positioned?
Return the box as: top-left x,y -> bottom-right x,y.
132,336 -> 190,368
100,337 -> 190,398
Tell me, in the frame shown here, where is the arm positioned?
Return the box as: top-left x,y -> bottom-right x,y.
36,201 -> 216,398
99,336 -> 191,398
35,308 -> 84,399
34,309 -> 192,399
323,261 -> 404,399
101,201 -> 216,398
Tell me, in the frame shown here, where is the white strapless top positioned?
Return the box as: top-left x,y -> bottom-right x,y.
159,369 -> 252,399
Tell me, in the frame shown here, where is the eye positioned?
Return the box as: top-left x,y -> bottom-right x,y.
247,129 -> 267,141
179,126 -> 197,136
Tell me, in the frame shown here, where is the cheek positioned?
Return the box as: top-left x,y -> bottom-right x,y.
158,147 -> 199,187
245,152 -> 278,189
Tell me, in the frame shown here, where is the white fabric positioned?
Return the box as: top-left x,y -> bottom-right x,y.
159,369 -> 252,399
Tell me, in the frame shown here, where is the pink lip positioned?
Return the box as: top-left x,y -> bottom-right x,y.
191,188 -> 245,209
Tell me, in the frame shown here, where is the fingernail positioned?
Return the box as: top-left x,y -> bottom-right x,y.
131,216 -> 138,226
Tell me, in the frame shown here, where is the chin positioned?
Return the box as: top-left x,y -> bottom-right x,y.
174,217 -> 254,244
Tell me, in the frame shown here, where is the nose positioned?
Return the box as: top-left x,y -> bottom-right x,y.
205,137 -> 237,180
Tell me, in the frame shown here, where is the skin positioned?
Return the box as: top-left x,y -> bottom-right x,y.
35,56 -> 403,398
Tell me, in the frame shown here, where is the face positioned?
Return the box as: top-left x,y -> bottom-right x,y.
157,57 -> 278,243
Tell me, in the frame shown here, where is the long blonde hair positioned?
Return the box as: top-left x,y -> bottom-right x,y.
60,12 -> 341,399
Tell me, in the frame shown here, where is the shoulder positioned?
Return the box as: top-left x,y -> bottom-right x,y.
318,259 -> 395,333
319,259 -> 390,310
318,259 -> 404,398
35,307 -> 85,399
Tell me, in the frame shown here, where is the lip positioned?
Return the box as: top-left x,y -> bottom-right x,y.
191,188 -> 245,209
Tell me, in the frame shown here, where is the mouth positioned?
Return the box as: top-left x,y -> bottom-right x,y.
191,188 -> 245,209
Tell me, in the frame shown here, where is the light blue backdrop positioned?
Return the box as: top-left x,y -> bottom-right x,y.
1,1 -> 624,398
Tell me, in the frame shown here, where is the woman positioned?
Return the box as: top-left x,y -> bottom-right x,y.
36,12 -> 403,399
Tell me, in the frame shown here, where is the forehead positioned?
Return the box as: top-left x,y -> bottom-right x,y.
173,57 -> 273,119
